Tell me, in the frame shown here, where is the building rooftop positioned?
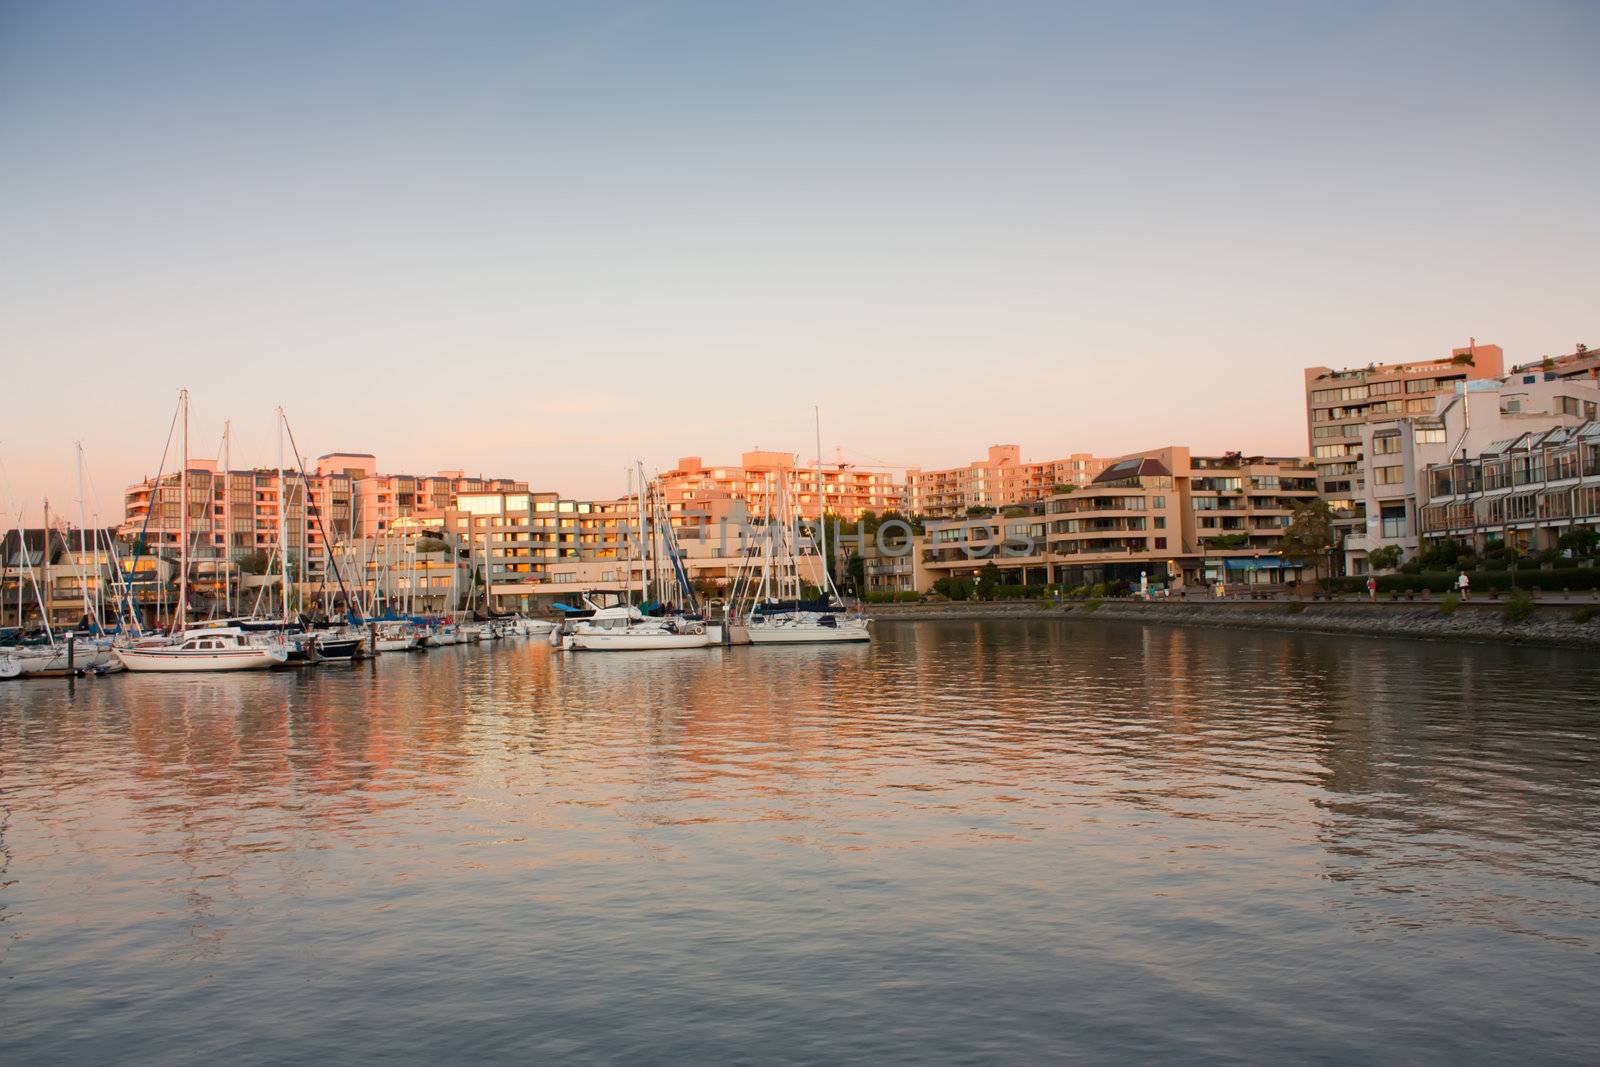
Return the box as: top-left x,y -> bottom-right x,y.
1092,457 -> 1172,484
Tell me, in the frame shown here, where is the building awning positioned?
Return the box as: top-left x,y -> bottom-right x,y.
1224,557 -> 1284,570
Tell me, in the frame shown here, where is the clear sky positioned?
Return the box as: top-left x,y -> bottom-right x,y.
2,1 -> 1596,521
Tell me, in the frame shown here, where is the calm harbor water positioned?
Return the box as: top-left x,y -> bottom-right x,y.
2,619 -> 1599,1064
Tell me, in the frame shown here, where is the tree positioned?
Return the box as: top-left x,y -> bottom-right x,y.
236,549 -> 271,575
965,505 -> 995,517
1053,483 -> 1079,495
1206,533 -> 1249,550
843,552 -> 866,596
1279,499 -> 1336,580
1367,545 -> 1404,572
415,537 -> 451,555
1558,527 -> 1599,557
976,561 -> 1002,601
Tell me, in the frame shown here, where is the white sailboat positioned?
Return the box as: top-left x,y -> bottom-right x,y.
731,410 -> 871,644
568,465 -> 713,652
113,391 -> 297,674
117,626 -> 289,672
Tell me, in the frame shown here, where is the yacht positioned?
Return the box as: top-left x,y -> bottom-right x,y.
116,626 -> 289,672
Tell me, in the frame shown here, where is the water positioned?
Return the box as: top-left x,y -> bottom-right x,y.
2,620 -> 1598,1064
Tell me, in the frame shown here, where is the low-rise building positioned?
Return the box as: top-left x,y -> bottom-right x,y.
1345,376 -> 1600,571
915,448 -> 1320,590
1421,419 -> 1600,555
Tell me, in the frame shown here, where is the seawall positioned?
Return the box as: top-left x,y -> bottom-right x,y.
865,598 -> 1600,649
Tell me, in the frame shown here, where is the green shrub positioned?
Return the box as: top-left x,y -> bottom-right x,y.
932,577 -> 974,601
1081,598 -> 1102,612
863,591 -> 923,604
1332,569 -> 1600,597
1439,592 -> 1460,617
1503,590 -> 1536,623
1573,606 -> 1598,625
1286,602 -> 1306,614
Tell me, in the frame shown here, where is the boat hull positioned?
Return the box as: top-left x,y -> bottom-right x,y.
568,630 -> 714,651
311,637 -> 364,660
115,647 -> 288,672
746,620 -> 872,644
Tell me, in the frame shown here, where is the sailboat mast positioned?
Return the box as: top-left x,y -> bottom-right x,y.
177,388 -> 189,630
74,441 -> 94,629
626,467 -> 637,612
221,420 -> 231,614
277,407 -> 289,625
815,406 -> 827,599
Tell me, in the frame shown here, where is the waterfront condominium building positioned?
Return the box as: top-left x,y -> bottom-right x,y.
1343,376 -> 1600,573
917,447 -> 1320,590
440,489 -> 825,613
1420,397 -> 1600,558
652,452 -> 900,523
2,526 -> 129,628
121,453 -> 526,586
903,445 -> 1113,519
1304,342 -> 1504,554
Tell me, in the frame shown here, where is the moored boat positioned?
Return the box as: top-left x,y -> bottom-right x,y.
116,628 -> 289,672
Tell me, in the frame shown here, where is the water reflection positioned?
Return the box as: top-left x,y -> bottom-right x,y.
2,621 -> 1598,1063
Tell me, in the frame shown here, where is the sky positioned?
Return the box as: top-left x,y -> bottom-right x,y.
2,0 -> 1597,522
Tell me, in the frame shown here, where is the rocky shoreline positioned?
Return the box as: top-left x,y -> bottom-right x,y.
866,598 -> 1600,649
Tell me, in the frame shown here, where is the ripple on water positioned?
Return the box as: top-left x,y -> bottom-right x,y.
1,619 -> 1599,1064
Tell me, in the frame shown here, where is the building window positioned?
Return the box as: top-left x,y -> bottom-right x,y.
1380,505 -> 1407,539
1372,435 -> 1401,455
1374,466 -> 1405,485
1414,428 -> 1446,444
1154,537 -> 1167,549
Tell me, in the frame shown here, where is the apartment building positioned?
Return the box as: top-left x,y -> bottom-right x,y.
903,445 -> 1113,519
1506,345 -> 1600,384
917,448 -> 1320,590
1304,342 -> 1504,554
121,454 -> 526,584
436,489 -> 830,612
654,452 -> 900,523
1420,379 -> 1600,555
2,527 -> 128,628
1344,376 -> 1600,572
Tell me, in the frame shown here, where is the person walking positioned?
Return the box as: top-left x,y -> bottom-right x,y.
1457,571 -> 1471,601
1366,575 -> 1378,602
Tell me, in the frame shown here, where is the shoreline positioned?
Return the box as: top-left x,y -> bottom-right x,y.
866,598 -> 1600,649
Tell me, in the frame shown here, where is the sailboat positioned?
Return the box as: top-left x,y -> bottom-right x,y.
114,391 -> 296,673
568,465 -> 714,651
730,410 -> 871,644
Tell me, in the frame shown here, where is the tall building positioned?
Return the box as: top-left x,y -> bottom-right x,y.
653,452 -> 900,523
903,445 -> 1113,519
1304,341 -> 1505,555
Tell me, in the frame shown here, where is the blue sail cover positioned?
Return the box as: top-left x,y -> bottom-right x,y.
754,597 -> 840,614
